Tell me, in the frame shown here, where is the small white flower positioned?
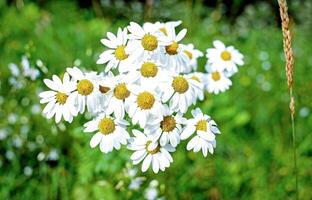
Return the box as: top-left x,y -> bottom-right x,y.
129,177 -> 145,190
5,150 -> 15,160
128,130 -> 175,173
205,70 -> 232,94
161,26 -> 189,73
144,180 -> 159,200
23,166 -> 33,176
99,73 -> 135,119
8,63 -> 20,77
0,129 -> 9,140
97,28 -> 131,73
21,56 -> 40,80
180,43 -> 203,72
47,149 -> 59,161
127,22 -> 170,61
152,21 -> 182,37
128,58 -> 171,89
206,40 -> 244,74
145,105 -> 186,147
127,85 -> 164,128
66,67 -> 104,114
181,108 -> 220,157
161,74 -> 202,113
39,73 -> 77,123
83,113 -> 130,153
185,72 -> 205,101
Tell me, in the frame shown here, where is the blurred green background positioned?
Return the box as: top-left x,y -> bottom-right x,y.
0,0 -> 311,199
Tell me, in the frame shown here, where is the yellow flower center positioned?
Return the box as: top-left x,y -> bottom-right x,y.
114,83 -> 130,100
172,76 -> 189,94
191,76 -> 200,82
211,72 -> 221,81
141,34 -> 158,51
146,141 -> 160,154
221,50 -> 231,61
165,41 -> 179,55
99,85 -> 110,94
184,50 -> 193,59
140,62 -> 158,78
114,45 -> 128,61
137,92 -> 155,110
77,79 -> 94,96
98,117 -> 116,135
160,116 -> 176,132
159,27 -> 167,35
55,92 -> 68,105
196,120 -> 207,132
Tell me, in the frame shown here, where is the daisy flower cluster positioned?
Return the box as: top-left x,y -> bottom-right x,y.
39,21 -> 244,173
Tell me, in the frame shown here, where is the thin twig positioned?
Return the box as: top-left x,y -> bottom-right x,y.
277,0 -> 298,199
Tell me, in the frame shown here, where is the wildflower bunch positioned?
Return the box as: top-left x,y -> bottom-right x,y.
39,21 -> 244,173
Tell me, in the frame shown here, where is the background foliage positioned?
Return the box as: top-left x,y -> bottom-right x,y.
0,0 -> 311,199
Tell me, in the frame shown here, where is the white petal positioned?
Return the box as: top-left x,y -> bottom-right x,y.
43,100 -> 56,114
90,132 -> 102,148
141,154 -> 152,172
44,79 -> 58,91
202,142 -> 208,157
39,91 -> 56,99
213,40 -> 226,50
147,142 -> 158,152
131,149 -> 146,161
169,135 -> 178,147
197,130 -> 215,141
106,32 -> 117,42
176,29 -> 187,42
152,155 -> 160,173
101,39 -> 117,48
160,134 -> 168,146
180,125 -> 196,140
186,136 -> 197,151
62,106 -> 71,122
55,105 -> 62,123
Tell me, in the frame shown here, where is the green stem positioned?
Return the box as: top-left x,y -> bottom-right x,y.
289,88 -> 298,200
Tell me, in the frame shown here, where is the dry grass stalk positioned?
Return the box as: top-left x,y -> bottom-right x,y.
277,0 -> 298,199
278,0 -> 295,116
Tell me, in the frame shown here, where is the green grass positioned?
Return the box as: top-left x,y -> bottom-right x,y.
0,1 -> 311,199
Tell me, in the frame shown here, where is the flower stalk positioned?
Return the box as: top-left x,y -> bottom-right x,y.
277,0 -> 298,199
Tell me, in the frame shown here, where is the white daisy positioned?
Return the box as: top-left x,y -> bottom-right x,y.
180,43 -> 203,72
90,72 -> 114,113
83,113 -> 130,153
97,28 -> 131,73
151,20 -> 182,36
39,73 -> 77,123
206,40 -> 244,74
98,73 -> 136,119
127,84 -> 164,128
180,108 -> 220,157
161,26 -> 189,73
128,130 -> 175,173
161,74 -> 202,113
186,72 -> 205,101
145,105 -> 186,147
127,22 -> 170,61
205,70 -> 232,94
128,58 -> 171,90
66,67 -> 104,114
